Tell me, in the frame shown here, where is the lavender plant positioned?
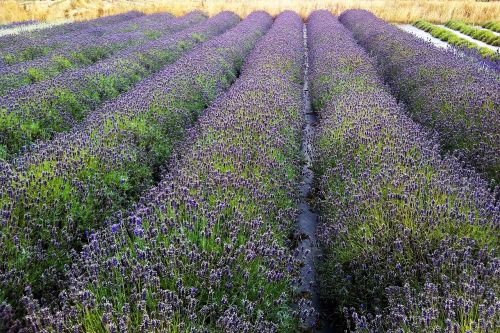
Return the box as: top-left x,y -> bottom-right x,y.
457,46 -> 500,73
0,11 -> 144,64
340,10 -> 500,185
445,20 -> 500,47
482,21 -> 500,33
0,12 -> 203,95
0,12 -> 237,159
0,11 -> 271,330
21,10 -> 306,332
0,20 -> 39,31
308,10 -> 500,332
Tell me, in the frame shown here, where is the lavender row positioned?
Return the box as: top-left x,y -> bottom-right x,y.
23,11 -> 306,332
0,12 -> 193,95
0,20 -> 39,30
308,10 -> 500,332
0,11 -> 236,159
339,10 -> 500,185
0,12 -> 144,63
0,12 -> 271,331
0,20 -> 41,31
0,11 -> 142,43
0,12 -> 174,68
0,11 -> 142,49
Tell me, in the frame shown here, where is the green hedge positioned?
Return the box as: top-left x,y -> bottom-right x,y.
414,20 -> 500,61
482,21 -> 500,33
445,20 -> 500,46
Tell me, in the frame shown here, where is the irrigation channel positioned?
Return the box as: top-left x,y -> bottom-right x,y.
296,23 -> 334,333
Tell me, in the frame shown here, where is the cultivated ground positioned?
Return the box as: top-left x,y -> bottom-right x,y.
0,3 -> 498,333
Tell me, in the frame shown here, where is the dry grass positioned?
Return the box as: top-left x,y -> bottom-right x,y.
1,0 -> 499,24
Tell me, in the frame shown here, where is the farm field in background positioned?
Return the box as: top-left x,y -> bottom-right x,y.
1,0 -> 500,24
0,2 -> 498,333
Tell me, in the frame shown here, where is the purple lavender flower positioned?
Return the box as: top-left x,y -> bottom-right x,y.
340,9 -> 500,184
110,223 -> 119,234
0,12 -> 205,95
0,11 -> 272,329
0,11 -> 236,157
0,11 -> 144,65
23,11 -> 305,331
308,10 -> 500,332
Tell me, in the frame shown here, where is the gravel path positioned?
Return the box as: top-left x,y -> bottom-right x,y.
396,24 -> 450,49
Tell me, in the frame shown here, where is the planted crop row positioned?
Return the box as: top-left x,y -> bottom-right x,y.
0,11 -> 271,330
308,10 -> 499,332
0,11 -> 144,61
0,21 -> 72,43
0,12 -> 196,95
445,20 -> 500,46
0,12 -> 175,69
340,10 -> 500,184
0,11 -> 236,159
0,15 -> 154,67
0,20 -> 40,31
0,20 -> 38,31
482,21 -> 500,33
22,11 -> 306,332
413,20 -> 500,62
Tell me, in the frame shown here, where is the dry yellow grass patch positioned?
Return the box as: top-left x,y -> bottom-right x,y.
1,0 -> 499,24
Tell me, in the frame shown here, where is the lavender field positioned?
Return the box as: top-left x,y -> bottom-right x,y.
0,9 -> 498,333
